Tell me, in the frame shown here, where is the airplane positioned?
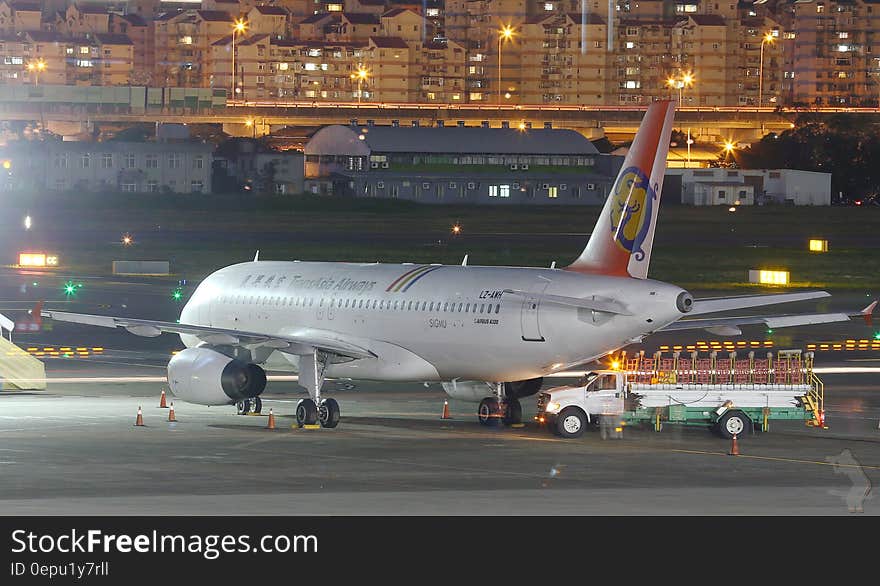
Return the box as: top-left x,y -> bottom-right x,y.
42,100 -> 874,429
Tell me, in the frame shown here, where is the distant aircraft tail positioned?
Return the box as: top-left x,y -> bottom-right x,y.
566,100 -> 675,279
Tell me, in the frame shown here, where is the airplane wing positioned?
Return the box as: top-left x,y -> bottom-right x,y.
661,300 -> 876,336
502,289 -> 632,315
41,310 -> 376,360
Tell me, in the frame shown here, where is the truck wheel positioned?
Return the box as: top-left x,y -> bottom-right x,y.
717,410 -> 749,439
556,407 -> 587,439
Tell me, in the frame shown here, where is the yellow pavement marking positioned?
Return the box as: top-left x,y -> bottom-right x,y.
672,449 -> 880,470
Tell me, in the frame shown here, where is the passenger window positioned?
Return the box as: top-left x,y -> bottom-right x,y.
465,303 -> 470,312
393,300 -> 399,310
495,304 -> 500,314
421,301 -> 427,311
429,302 -> 435,311
442,302 -> 448,311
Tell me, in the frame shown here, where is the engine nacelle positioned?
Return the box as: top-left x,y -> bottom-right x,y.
504,377 -> 543,398
442,378 -> 544,402
167,347 -> 266,406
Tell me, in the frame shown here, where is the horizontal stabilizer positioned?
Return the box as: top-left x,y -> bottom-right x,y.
503,289 -> 631,315
690,291 -> 830,315
662,311 -> 852,334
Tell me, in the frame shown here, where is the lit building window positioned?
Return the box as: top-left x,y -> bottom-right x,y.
326,3 -> 343,11
80,46 -> 89,54
548,186 -> 558,198
469,92 -> 482,100
544,2 -> 554,10
180,36 -> 193,45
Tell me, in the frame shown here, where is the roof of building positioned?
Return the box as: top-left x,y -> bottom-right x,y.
300,12 -> 335,24
117,13 -> 148,26
10,2 -> 41,12
343,12 -> 380,24
566,13 -> 606,25
75,4 -> 111,15
688,14 -> 726,26
155,10 -> 185,22
197,9 -> 235,22
306,125 -> 600,156
94,33 -> 134,45
25,30 -> 64,42
369,35 -> 408,48
357,0 -> 387,5
381,7 -> 415,17
253,5 -> 288,15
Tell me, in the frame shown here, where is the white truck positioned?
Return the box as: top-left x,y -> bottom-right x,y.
537,349 -> 825,439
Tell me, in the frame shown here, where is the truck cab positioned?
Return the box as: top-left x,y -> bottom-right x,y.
536,370 -> 625,438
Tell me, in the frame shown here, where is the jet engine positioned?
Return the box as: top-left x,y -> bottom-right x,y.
504,377 -> 543,398
441,377 -> 543,402
167,347 -> 266,406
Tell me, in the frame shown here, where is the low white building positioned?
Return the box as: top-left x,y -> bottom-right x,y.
666,168 -> 831,206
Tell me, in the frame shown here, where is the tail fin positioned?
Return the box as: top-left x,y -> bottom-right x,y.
566,100 -> 675,279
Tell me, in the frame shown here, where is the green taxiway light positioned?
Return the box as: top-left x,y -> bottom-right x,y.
767,329 -> 774,335
172,289 -> 183,301
874,332 -> 880,341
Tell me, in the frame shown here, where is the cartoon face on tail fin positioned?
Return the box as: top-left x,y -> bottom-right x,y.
566,101 -> 675,279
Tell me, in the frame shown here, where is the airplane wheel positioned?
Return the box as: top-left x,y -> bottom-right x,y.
478,398 -> 501,427
503,399 -> 522,425
296,399 -> 318,427
319,398 -> 340,429
252,397 -> 262,414
236,399 -> 250,416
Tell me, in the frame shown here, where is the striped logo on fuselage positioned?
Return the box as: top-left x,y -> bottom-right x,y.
386,265 -> 444,292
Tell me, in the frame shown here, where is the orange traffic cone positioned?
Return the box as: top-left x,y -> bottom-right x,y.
266,408 -> 276,430
168,402 -> 176,422
441,400 -> 451,420
729,434 -> 740,456
135,406 -> 144,427
159,389 -> 168,408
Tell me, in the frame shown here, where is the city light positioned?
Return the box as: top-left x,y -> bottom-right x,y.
121,233 -> 133,246
2,160 -> 10,169
351,65 -> 370,103
749,270 -> 790,286
723,141 -> 735,154
19,253 -> 46,267
24,215 -> 31,230
26,58 -> 46,86
451,223 -> 462,235
809,239 -> 828,252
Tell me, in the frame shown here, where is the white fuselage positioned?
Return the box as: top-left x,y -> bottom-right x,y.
178,261 -> 687,383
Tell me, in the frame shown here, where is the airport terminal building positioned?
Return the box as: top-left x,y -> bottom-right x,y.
303,123 -> 623,204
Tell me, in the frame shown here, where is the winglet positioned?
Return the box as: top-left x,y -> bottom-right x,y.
461,254 -> 468,266
253,250 -> 260,262
29,300 -> 43,327
861,299 -> 878,325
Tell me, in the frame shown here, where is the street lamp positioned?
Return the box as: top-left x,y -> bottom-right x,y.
231,18 -> 247,100
351,65 -> 369,103
245,117 -> 255,138
759,32 -> 774,107
26,59 -> 46,86
498,25 -> 515,106
666,71 -> 695,165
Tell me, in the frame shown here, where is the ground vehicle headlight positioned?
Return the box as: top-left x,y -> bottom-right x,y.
545,401 -> 561,413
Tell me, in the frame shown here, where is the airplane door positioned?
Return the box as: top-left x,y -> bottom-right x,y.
520,278 -> 550,342
327,297 -> 336,321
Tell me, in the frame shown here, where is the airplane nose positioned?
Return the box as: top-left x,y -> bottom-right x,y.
676,291 -> 694,313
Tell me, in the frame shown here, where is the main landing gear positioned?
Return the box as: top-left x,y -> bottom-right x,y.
294,350 -> 341,429
236,397 -> 262,415
477,383 -> 522,427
